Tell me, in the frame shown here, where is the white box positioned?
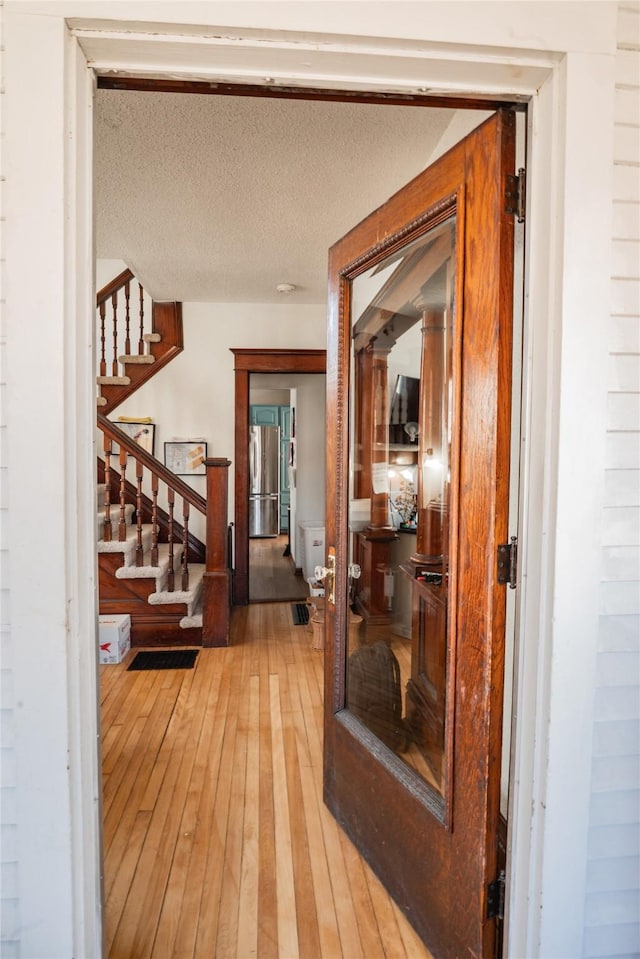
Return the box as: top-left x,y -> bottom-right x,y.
99,614 -> 131,664
299,521 -> 325,580
306,577 -> 325,598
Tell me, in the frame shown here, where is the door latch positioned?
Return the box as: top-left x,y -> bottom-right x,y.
314,547 -> 336,605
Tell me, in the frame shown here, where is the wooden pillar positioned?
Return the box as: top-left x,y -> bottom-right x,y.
413,308 -> 447,566
202,457 -> 232,647
352,339 -> 398,623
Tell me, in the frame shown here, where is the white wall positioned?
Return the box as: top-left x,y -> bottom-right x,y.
2,4 -> 628,958
583,8 -> 640,958
112,297 -> 326,541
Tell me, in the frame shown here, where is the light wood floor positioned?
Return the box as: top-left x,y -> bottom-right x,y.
100,602 -> 434,959
249,534 -> 309,603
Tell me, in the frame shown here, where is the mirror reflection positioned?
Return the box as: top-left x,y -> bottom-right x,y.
345,216 -> 456,798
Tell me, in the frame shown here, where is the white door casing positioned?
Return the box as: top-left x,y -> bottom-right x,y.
3,6 -> 615,957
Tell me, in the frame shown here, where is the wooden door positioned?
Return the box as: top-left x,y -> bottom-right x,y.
323,109 -> 516,959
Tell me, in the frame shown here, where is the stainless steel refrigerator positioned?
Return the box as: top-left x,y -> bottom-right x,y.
249,425 -> 280,537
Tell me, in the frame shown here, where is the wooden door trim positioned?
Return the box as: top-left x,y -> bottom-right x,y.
231,348 -> 327,605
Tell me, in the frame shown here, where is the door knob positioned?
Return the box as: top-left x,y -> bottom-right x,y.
314,549 -> 336,605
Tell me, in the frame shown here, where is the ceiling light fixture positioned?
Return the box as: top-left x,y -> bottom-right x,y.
276,283 -> 296,294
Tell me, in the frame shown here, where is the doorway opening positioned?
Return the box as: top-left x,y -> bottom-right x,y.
95,80 -> 524,959
248,373 -> 327,603
230,349 -> 326,606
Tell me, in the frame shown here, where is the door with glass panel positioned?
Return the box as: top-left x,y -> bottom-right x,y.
323,109 -> 516,959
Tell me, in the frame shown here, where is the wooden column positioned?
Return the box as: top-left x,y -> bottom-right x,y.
352,339 -> 397,623
202,457 -> 232,647
413,308 -> 447,566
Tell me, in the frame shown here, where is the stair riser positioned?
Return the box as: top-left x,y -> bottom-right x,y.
98,599 -> 202,647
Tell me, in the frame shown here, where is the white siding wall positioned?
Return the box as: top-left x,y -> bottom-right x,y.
585,6 -> 640,958
0,3 -> 19,953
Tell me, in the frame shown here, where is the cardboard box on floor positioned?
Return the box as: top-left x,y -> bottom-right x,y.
99,614 -> 131,664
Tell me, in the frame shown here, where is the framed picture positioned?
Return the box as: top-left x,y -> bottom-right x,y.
117,420 -> 155,456
164,441 -> 207,475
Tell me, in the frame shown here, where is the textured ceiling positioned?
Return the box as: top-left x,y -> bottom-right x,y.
94,90 -> 458,304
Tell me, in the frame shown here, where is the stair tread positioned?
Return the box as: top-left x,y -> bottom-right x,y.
113,540 -> 182,576
149,564 -> 205,610
119,353 -> 155,365
97,518 -> 144,547
97,374 -> 131,386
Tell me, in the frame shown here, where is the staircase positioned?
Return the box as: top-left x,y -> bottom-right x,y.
96,267 -> 184,415
97,481 -> 205,647
96,269 -> 231,648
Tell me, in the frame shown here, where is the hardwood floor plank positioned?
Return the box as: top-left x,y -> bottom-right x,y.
286,661 -> 342,959
257,656 -> 279,958
151,655 -> 225,958
236,673 -> 260,959
193,648 -> 244,957
294,659 -> 365,959
281,663 -> 322,959
362,868 -> 409,959
101,604 -> 434,959
103,671 -> 183,866
104,809 -> 152,945
269,673 -> 300,959
173,655 -> 234,959
337,828 -> 388,959
250,534 -> 308,603
108,666 -> 200,958
391,896 -> 435,958
215,646 -> 251,958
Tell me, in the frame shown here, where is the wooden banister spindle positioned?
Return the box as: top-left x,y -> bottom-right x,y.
135,459 -> 144,566
118,446 -> 128,541
182,501 -> 190,591
103,434 -> 112,542
151,474 -> 159,567
138,283 -> 145,355
124,280 -> 131,356
99,301 -> 107,377
111,292 -> 119,376
167,487 -> 175,591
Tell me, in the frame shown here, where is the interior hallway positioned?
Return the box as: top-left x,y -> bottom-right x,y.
100,601 -> 433,959
249,533 -> 309,603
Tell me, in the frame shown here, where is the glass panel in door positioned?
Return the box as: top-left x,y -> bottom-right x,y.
347,216 -> 457,803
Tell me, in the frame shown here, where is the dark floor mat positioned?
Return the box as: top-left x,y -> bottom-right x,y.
291,602 -> 310,626
127,649 -> 199,671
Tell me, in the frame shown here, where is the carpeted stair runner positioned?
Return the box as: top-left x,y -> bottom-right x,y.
97,488 -> 204,629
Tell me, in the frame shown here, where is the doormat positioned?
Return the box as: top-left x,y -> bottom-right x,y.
127,649 -> 199,671
291,603 -> 310,626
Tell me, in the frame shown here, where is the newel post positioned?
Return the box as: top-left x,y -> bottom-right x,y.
202,458 -> 232,647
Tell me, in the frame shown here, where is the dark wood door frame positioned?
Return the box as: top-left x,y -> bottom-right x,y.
231,348 -> 327,606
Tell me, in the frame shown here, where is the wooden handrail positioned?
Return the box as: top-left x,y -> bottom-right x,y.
97,457 -> 206,564
97,267 -> 134,306
98,413 -> 206,515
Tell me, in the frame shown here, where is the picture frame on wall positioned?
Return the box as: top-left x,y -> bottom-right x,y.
164,440 -> 207,475
116,420 -> 155,456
